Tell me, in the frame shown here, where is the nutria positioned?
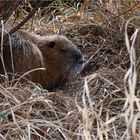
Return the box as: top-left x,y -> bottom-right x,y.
0,30 -> 85,89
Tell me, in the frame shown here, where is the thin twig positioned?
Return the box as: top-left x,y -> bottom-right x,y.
4,1 -> 44,42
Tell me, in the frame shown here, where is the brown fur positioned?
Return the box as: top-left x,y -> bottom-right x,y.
0,30 -> 84,89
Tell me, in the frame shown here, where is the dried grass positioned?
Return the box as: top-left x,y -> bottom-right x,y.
0,0 -> 140,140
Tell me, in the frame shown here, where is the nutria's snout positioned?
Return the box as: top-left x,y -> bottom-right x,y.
77,54 -> 85,65
69,49 -> 85,77
74,51 -> 83,62
73,50 -> 85,65
79,58 -> 85,65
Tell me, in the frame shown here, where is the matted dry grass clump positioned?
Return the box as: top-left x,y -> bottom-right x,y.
0,0 -> 140,139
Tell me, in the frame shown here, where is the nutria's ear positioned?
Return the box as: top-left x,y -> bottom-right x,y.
48,41 -> 55,48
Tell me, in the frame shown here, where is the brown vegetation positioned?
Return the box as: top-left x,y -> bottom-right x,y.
0,0 -> 140,140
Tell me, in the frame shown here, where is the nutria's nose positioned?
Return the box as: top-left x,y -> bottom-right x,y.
74,51 -> 85,64
79,58 -> 85,64
74,51 -> 82,60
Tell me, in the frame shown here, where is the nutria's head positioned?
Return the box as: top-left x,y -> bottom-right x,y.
39,35 -> 85,87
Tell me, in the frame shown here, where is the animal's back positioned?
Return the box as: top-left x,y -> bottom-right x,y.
0,34 -> 44,82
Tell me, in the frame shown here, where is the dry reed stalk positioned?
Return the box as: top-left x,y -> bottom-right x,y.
123,16 -> 140,140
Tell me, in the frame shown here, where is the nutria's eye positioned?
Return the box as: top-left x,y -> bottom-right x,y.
48,41 -> 55,48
